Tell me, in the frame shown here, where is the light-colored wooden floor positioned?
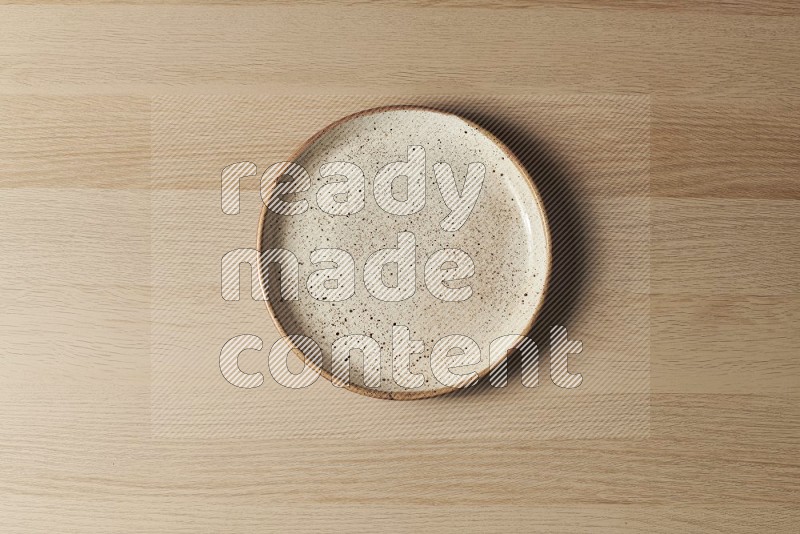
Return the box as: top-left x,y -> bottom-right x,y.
1,2 -> 798,532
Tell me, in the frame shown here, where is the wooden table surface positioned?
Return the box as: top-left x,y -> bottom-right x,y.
1,2 -> 798,532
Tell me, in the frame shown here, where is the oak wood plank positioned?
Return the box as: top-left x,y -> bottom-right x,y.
1,7 -> 798,96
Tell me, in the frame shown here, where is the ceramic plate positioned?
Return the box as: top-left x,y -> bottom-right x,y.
258,106 -> 550,399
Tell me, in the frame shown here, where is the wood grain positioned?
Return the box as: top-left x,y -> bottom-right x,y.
0,1 -> 798,532
1,7 -> 798,96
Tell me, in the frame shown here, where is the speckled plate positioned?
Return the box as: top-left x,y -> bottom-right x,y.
258,106 -> 550,399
